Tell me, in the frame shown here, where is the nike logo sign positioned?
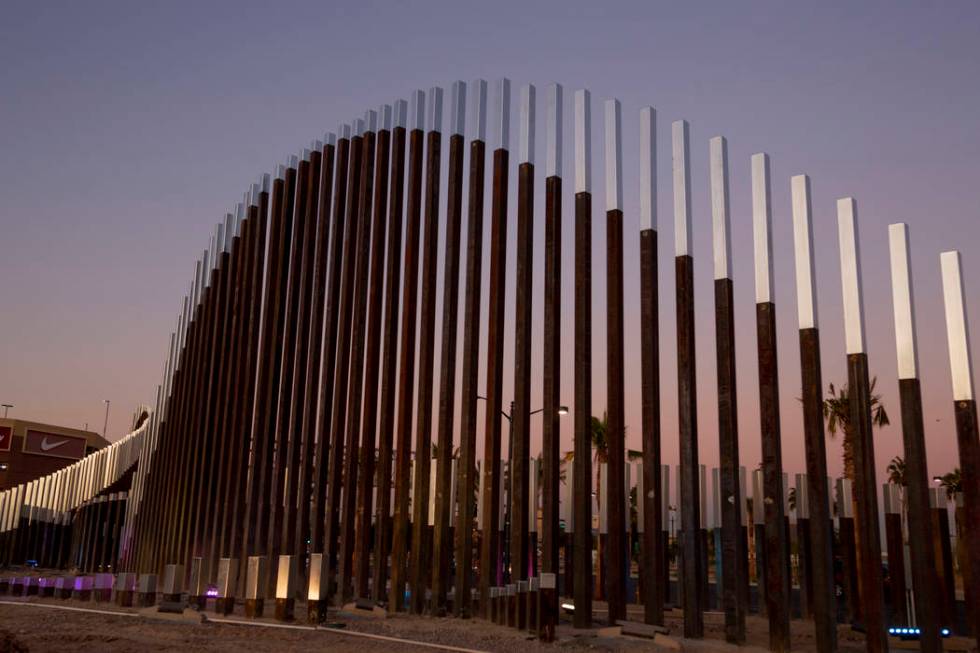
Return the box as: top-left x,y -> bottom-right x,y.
40,437 -> 69,452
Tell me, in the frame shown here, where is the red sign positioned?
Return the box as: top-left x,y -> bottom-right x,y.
0,426 -> 11,452
22,430 -> 87,460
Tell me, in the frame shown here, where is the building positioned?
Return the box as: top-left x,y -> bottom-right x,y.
0,418 -> 109,491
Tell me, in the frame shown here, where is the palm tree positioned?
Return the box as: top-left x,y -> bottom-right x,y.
938,468 -> 961,501
560,411 -> 639,502
886,456 -> 906,486
787,487 -> 798,515
823,377 -> 890,481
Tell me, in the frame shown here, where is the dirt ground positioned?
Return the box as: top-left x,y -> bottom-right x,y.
0,595 -> 975,652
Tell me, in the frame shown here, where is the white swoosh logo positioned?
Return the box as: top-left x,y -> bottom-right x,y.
40,437 -> 69,452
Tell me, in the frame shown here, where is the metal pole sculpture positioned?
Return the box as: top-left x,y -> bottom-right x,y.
324,122 -> 364,599
390,90 -> 425,611
354,106 -> 391,600
940,250 -> 980,637
310,129 -> 350,556
431,83 -> 465,615
887,223 -> 941,650
479,78 -> 510,617
791,174 -> 837,652
572,88 -> 593,629
749,152 -> 789,650
604,98 -> 627,624
338,112 -> 378,603
540,82 -> 563,636
709,136 -> 747,643
836,198 -> 887,652
673,119 -> 704,638
638,105 -> 665,626
511,84 -> 535,590
372,99 -> 408,603
454,79 -> 487,618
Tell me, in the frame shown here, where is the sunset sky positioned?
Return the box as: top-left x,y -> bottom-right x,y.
2,1 -> 979,486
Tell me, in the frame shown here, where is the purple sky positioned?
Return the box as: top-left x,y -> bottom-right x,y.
2,1 -> 979,484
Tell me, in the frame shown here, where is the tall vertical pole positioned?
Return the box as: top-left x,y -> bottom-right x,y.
540,82 -> 563,634
431,82 -> 464,614
709,137 -> 747,643
604,98 -> 626,624
940,250 -> 980,638
511,84 -> 535,588
572,88 -> 593,629
408,87 -> 443,614
836,198 -> 887,652
389,91 -> 426,611
453,80 -> 487,618
749,152 -> 789,650
372,100 -> 408,602
791,175 -> 837,651
673,119 -> 704,638
638,107 -> 665,626
887,223 -> 941,650
479,78 -> 510,616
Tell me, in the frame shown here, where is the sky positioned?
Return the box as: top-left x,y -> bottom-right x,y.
2,1 -> 979,490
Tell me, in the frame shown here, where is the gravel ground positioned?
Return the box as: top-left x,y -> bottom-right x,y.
0,594 -> 973,652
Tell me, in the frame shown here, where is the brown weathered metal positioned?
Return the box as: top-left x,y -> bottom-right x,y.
389,126 -> 425,611
432,131 -> 465,614
372,123 -> 407,602
338,127 -> 376,602
882,497 -> 906,625
846,352 -> 887,651
716,278 -> 746,643
952,398 -> 980,636
798,328 -> 837,651
355,125 -> 391,599
408,126 -> 442,614
676,254 -> 704,638
572,190 -> 592,629
310,136 -> 351,555
541,174 -> 562,626
639,228 -> 664,626
897,378 -> 941,650
606,208 -> 626,623
756,301 -> 789,650
324,131 -> 364,600
479,147 -> 509,616
511,161 -> 534,588
454,137 -> 486,617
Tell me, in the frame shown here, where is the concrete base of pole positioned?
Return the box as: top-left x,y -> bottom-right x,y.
245,598 -> 264,618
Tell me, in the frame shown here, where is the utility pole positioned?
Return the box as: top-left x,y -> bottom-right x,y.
102,399 -> 111,439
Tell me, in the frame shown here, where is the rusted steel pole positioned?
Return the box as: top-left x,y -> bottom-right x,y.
540,82 -> 563,629
604,98 -> 626,624
673,119 -> 704,638
432,83 -> 466,615
638,106 -> 665,626
324,124 -> 364,599
310,129 -> 351,554
747,151 -> 788,650
881,485 -> 907,624
372,101 -> 408,602
940,250 -> 980,637
389,91 -> 426,611
266,152 -> 312,583
511,84 -> 535,591
354,108 -> 392,600
408,88 -> 443,614
279,145 -> 324,558
836,198 -> 887,652
479,78 -> 511,617
571,88 -> 593,629
886,223 -> 941,650
453,80 -> 487,618
791,175 -> 838,651
291,138 -> 334,559
338,115 -> 377,603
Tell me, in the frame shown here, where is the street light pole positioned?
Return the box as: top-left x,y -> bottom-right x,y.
1,404 -> 12,419
102,399 -> 111,439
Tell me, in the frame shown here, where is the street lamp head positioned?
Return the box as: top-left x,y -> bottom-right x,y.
933,476 -> 943,485
558,405 -> 569,416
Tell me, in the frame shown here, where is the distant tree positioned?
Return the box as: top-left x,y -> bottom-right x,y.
886,456 -> 906,487
823,377 -> 890,481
